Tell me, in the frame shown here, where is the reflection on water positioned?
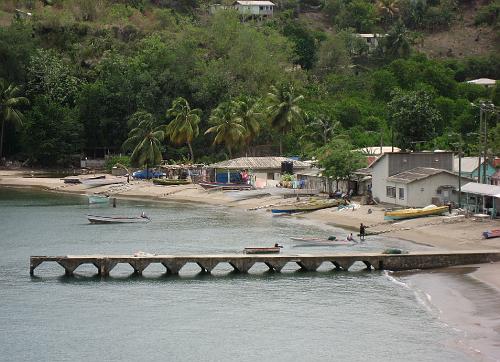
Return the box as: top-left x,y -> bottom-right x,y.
0,188 -> 470,361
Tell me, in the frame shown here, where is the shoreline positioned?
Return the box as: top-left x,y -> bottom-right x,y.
2,169 -> 500,360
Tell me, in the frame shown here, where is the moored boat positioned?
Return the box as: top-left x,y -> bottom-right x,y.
384,205 -> 449,220
243,247 -> 281,254
87,214 -> 151,224
483,229 -> 500,239
87,194 -> 109,204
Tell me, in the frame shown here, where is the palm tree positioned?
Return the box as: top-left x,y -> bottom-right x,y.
376,0 -> 400,28
0,79 -> 29,160
165,97 -> 202,163
266,83 -> 304,155
232,97 -> 262,155
383,21 -> 411,59
205,101 -> 246,159
122,112 -> 165,177
307,114 -> 340,145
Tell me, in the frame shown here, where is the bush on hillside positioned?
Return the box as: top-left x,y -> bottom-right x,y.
475,1 -> 500,26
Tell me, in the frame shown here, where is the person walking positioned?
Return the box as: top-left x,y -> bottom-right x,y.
359,223 -> 366,241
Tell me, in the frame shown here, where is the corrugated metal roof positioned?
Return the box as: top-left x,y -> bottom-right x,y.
355,146 -> 400,155
386,167 -> 457,184
461,182 -> 500,198
210,157 -> 310,170
235,1 -> 275,5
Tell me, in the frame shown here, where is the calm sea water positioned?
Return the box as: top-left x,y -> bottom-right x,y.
0,188 -> 470,361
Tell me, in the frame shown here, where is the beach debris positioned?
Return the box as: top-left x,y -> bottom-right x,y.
382,248 -> 405,254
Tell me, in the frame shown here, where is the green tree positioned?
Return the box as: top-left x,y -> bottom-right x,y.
205,101 -> 245,158
0,79 -> 29,159
22,96 -> 82,166
266,83 -> 304,155
165,97 -> 202,163
377,0 -> 400,28
122,112 -> 165,173
315,138 -> 366,185
388,89 -> 441,150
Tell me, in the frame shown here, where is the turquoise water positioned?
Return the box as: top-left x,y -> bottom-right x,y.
0,188 -> 469,361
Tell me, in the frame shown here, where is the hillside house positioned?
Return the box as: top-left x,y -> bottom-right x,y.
466,78 -> 497,88
210,1 -> 275,17
356,34 -> 386,51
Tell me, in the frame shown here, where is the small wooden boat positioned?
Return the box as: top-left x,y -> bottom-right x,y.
483,229 -> 500,239
243,247 -> 281,254
199,182 -> 254,191
87,214 -> 151,224
384,205 -> 449,220
271,199 -> 345,214
82,178 -> 126,187
87,195 -> 109,204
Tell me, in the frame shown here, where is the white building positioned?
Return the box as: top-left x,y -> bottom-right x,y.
368,152 -> 470,206
233,1 -> 275,16
384,167 -> 470,207
356,34 -> 386,51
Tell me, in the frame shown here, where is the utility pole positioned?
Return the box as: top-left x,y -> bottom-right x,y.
458,145 -> 462,208
477,106 -> 482,183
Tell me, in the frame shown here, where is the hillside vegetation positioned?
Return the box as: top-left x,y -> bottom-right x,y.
0,0 -> 498,168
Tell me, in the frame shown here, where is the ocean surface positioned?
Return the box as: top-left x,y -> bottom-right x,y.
0,188 -> 471,361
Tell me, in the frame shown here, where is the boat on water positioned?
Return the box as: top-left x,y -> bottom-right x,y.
384,205 -> 449,220
243,246 -> 281,254
87,214 -> 151,224
199,182 -> 254,191
483,229 -> 500,239
87,194 -> 109,204
271,199 -> 346,214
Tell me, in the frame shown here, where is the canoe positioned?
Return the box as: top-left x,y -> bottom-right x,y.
271,199 -> 346,214
87,214 -> 151,224
87,195 -> 109,204
243,247 -> 281,254
199,182 -> 254,190
384,205 -> 449,220
483,229 -> 500,239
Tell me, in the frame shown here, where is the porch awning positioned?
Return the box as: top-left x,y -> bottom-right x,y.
461,182 -> 500,198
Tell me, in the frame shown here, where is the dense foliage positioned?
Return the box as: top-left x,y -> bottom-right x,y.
0,0 -> 498,170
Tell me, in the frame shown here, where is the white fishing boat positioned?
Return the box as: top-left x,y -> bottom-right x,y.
87,214 -> 151,224
81,177 -> 126,187
87,195 -> 109,204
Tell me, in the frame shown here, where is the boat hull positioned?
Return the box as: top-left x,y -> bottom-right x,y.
483,229 -> 500,239
199,182 -> 253,190
243,247 -> 281,254
87,215 -> 150,224
384,206 -> 449,220
271,200 -> 345,214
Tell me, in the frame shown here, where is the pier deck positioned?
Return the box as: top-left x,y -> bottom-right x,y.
30,250 -> 500,277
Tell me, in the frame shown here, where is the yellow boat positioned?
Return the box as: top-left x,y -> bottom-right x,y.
384,205 -> 449,220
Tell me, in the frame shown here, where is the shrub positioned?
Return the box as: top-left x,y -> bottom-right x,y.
475,1 -> 500,26
105,155 -> 131,172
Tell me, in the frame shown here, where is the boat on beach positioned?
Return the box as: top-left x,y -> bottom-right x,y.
199,182 -> 254,191
62,175 -> 105,184
483,229 -> 500,239
384,205 -> 449,220
243,246 -> 281,254
87,214 -> 151,224
271,199 -> 347,214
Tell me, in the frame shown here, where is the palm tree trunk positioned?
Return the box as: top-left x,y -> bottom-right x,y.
187,142 -> 194,163
279,137 -> 283,156
0,118 -> 4,160
228,146 -> 232,159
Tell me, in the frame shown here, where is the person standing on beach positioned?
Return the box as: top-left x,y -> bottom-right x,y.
359,223 -> 366,241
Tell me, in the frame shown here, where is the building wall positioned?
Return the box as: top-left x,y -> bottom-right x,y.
388,152 -> 453,176
235,4 -> 273,15
470,164 -> 496,182
371,155 -> 389,203
385,173 -> 469,207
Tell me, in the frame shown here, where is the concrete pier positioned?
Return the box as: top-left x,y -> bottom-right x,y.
30,250 -> 500,277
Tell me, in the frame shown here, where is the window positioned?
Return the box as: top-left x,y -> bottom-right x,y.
386,186 -> 396,198
260,6 -> 263,10
399,188 -> 404,200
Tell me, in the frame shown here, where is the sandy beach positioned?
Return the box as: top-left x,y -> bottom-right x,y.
2,169 -> 500,360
